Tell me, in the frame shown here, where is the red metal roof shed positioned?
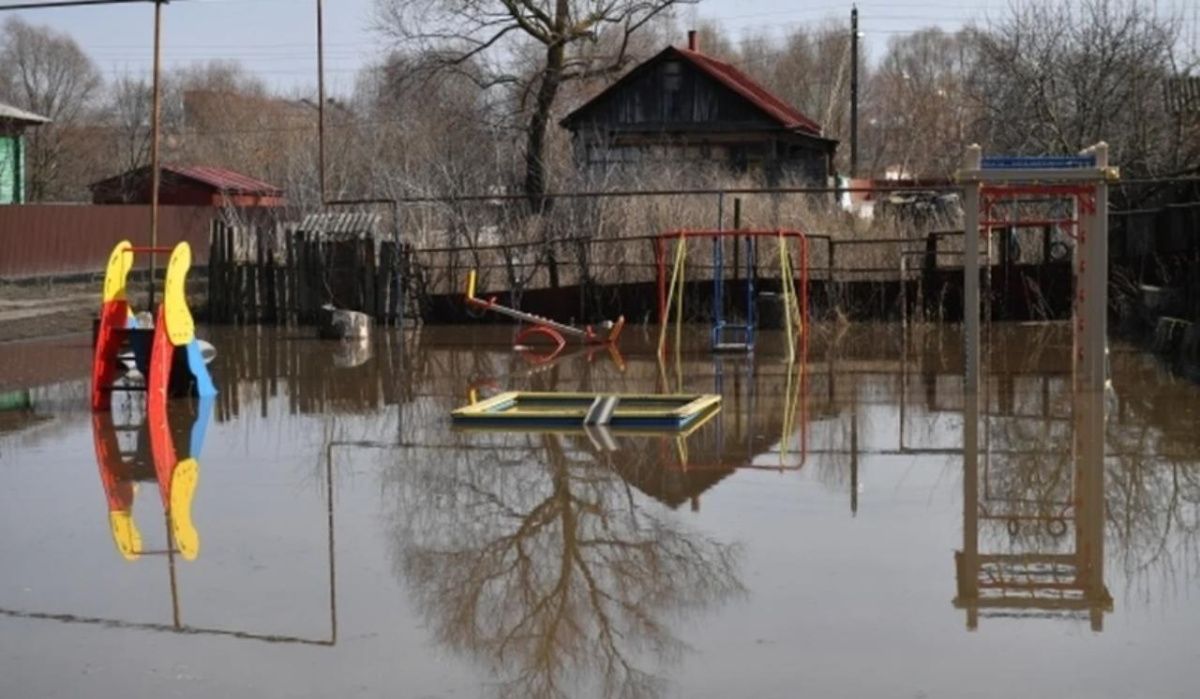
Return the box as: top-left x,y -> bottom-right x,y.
89,164 -> 285,207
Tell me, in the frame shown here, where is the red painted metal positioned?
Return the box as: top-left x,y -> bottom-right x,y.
979,184 -> 1097,197
515,324 -> 567,364
978,219 -> 1079,228
515,324 -> 567,349
91,298 -> 129,412
165,165 -> 282,196
679,48 -> 823,134
92,411 -> 135,513
90,164 -> 284,207
126,246 -> 175,254
147,305 -> 174,415
145,303 -> 181,511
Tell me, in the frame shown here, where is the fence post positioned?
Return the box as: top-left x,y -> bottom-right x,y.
208,220 -> 221,323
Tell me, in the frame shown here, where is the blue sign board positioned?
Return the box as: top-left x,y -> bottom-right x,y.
981,155 -> 1096,169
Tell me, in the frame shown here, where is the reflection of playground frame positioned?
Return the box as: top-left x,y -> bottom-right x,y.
953,147 -> 1116,631
0,441 -> 338,647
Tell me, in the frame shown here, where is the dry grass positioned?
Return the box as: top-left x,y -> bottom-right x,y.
393,167 -> 962,306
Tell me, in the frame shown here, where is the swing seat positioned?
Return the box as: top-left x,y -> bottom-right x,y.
713,323 -> 754,352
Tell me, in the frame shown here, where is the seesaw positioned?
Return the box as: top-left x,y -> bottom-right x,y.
464,269 -> 625,360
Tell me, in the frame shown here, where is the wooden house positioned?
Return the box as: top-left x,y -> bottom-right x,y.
561,32 -> 837,184
0,102 -> 50,205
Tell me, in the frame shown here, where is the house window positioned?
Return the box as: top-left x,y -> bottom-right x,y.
663,61 -> 683,122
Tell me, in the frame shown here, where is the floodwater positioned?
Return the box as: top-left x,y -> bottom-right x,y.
1,323 -> 1198,699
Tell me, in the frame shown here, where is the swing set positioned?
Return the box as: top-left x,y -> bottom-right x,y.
655,229 -> 810,361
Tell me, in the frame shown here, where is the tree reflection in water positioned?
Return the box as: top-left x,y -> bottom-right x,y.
385,432 -> 744,699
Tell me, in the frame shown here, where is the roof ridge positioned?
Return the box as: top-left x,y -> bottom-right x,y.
676,47 -> 822,134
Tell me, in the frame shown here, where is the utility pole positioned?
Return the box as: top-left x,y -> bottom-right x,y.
149,0 -> 165,308
316,0 -> 326,204
850,5 -> 859,179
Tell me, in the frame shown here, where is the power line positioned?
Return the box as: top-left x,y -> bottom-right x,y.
0,0 -> 170,10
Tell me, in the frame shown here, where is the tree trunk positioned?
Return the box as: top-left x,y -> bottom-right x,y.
524,40 -> 566,211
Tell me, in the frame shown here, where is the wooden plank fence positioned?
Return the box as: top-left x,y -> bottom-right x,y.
208,220 -> 410,325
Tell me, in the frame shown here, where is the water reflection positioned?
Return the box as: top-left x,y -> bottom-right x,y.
6,323 -> 1200,696
955,386 -> 1112,630
201,324 -> 1200,633
92,395 -> 212,562
385,430 -> 743,699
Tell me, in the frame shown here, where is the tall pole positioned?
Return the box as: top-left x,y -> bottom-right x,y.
149,0 -> 164,308
850,5 -> 859,179
316,0 -> 326,204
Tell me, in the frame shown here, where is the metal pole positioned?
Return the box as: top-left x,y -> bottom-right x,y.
850,6 -> 859,178
316,0 -> 327,204
960,144 -> 981,630
1083,143 -> 1109,394
148,0 -> 164,309
963,144 -> 981,395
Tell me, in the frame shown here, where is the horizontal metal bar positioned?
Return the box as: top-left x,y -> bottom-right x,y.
959,169 -> 1115,184
124,246 -> 174,254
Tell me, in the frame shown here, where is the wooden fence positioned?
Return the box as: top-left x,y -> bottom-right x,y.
207,221 -> 409,325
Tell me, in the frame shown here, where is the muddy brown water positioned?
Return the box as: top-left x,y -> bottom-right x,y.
1,323 -> 1198,698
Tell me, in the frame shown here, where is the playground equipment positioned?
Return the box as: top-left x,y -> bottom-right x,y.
92,241 -> 217,412
464,269 -> 625,361
452,391 -> 721,430
957,145 -> 1117,397
954,145 -> 1117,630
92,395 -> 212,561
656,229 -> 809,359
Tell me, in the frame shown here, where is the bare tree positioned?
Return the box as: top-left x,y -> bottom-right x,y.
374,0 -> 692,208
0,16 -> 101,200
105,75 -> 153,180
972,0 -> 1187,181
862,28 -> 977,178
387,432 -> 743,699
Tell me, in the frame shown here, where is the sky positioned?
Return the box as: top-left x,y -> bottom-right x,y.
0,0 -> 1196,96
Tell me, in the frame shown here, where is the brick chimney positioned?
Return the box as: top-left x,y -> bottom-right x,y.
687,29 -> 698,52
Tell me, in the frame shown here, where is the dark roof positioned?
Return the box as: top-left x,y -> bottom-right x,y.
90,164 -> 283,196
1165,76 -> 1200,113
562,45 -> 824,136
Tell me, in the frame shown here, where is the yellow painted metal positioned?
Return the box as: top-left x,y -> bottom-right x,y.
101,240 -> 135,303
454,401 -> 721,437
657,235 -> 688,357
108,510 -> 142,561
163,242 -> 195,346
466,268 -> 477,300
779,231 -> 796,363
452,390 -> 721,422
777,357 -> 804,466
170,457 -> 200,561
659,233 -> 804,360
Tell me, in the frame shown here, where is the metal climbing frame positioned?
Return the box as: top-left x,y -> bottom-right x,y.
656,229 -> 810,361
957,145 -> 1118,397
954,145 -> 1118,630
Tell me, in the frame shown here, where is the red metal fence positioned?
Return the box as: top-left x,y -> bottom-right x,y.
0,205 -> 215,279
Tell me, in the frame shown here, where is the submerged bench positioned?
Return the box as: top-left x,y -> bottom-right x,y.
452,391 -> 721,429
